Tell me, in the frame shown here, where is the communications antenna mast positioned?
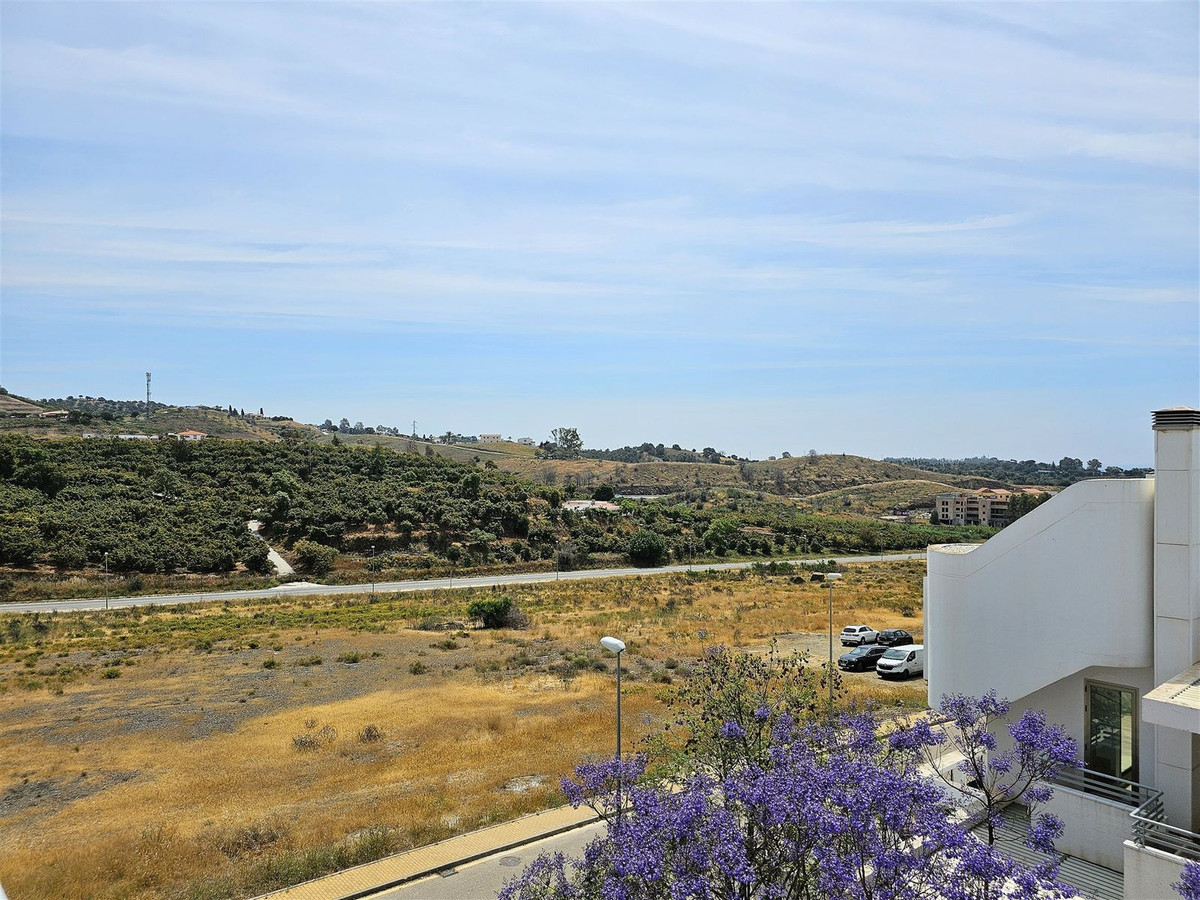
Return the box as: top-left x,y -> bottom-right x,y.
145,372 -> 152,418
412,420 -> 417,438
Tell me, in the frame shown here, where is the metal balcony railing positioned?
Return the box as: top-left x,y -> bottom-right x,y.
1052,767 -> 1155,808
1130,790 -> 1200,861
1053,767 -> 1200,861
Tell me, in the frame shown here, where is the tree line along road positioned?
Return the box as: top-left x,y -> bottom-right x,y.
0,552 -> 927,616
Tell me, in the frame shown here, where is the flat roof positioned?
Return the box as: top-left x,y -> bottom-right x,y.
1143,662 -> 1200,735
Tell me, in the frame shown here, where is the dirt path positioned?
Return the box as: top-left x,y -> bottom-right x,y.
247,520 -> 295,576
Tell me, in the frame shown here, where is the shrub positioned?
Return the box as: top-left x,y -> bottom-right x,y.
467,596 -> 526,629
409,661 -> 428,675
293,655 -> 322,667
215,820 -> 289,858
336,651 -> 362,664
293,540 -> 339,576
627,529 -> 668,567
262,658 -> 278,669
292,723 -> 337,752
102,667 -> 121,679
358,724 -> 382,743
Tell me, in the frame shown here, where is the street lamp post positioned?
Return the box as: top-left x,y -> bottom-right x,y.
600,636 -> 626,819
826,572 -> 842,718
103,551 -> 109,611
556,541 -> 561,582
370,544 -> 376,596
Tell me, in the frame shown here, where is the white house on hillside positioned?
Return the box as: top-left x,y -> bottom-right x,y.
925,407 -> 1199,899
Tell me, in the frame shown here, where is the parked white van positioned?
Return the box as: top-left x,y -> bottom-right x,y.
876,644 -> 924,679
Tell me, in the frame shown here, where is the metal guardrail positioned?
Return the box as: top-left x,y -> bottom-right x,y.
1053,767 -> 1200,861
1130,791 -> 1200,861
1052,767 -> 1154,808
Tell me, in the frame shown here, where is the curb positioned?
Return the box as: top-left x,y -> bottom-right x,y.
256,804 -> 600,900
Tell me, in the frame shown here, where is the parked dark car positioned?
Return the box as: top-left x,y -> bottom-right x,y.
877,629 -> 914,647
837,644 -> 888,672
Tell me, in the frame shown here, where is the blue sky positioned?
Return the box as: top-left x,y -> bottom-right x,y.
2,2 -> 1196,466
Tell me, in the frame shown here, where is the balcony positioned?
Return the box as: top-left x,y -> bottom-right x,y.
1048,768 -> 1199,899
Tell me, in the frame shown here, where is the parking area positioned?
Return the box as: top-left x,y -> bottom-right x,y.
766,631 -> 928,697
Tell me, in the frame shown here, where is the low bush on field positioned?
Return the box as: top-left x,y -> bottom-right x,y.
358,724 -> 382,743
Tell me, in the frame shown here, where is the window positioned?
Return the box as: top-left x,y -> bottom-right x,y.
1084,680 -> 1138,783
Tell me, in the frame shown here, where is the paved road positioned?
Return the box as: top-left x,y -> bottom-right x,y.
0,552 -> 926,615
369,820 -> 605,900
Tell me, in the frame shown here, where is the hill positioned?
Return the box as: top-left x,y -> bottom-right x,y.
0,400 -> 318,442
0,391 -> 45,416
802,479 -> 968,516
493,453 -> 1008,500
0,435 -> 993,598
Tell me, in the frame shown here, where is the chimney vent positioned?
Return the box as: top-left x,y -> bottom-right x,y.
1152,407 -> 1200,431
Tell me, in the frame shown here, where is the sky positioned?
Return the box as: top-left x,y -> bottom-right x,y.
1,2 -> 1197,467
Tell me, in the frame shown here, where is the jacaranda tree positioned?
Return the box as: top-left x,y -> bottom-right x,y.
896,691 -> 1080,849
503,665 -> 1087,900
1177,860 -> 1200,900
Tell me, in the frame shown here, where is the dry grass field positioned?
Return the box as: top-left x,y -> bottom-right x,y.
0,561 -> 926,899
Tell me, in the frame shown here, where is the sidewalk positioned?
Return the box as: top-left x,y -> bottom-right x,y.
257,804 -> 599,900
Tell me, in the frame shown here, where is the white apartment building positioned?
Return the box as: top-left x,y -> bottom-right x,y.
478,433 -> 503,443
925,407 -> 1199,898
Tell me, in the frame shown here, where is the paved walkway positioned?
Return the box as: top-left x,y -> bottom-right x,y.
247,520 -> 296,576
256,804 -> 599,900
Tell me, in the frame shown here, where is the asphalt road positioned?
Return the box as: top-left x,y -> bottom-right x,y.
368,820 -> 605,900
0,552 -> 926,615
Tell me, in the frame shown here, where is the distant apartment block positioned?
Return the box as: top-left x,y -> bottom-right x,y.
517,437 -> 536,446
934,488 -> 1011,527
478,433 -> 503,443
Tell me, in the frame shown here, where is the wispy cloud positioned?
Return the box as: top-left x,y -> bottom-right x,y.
1,1 -> 1195,459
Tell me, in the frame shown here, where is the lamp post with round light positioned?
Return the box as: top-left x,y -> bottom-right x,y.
826,572 -> 842,718
103,551 -> 109,611
370,544 -> 376,596
600,636 -> 626,818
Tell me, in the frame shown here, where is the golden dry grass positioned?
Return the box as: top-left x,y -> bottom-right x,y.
0,561 -> 926,899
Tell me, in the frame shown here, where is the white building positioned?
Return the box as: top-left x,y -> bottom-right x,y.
925,407 -> 1199,897
478,433 -> 503,443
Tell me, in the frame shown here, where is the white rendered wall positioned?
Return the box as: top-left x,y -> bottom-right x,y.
1152,421 -> 1200,830
926,478 -> 1155,707
1122,841 -> 1185,900
1044,782 -> 1134,872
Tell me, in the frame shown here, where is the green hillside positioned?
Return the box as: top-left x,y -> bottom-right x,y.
494,453 -> 1008,498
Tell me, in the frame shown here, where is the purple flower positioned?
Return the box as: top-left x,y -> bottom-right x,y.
503,700 -> 1081,900
1176,860 -> 1200,900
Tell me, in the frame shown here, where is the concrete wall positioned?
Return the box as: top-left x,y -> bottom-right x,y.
926,477 -> 1154,707
1152,420 -> 1200,830
1123,841 -> 1186,900
1045,784 -> 1135,871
